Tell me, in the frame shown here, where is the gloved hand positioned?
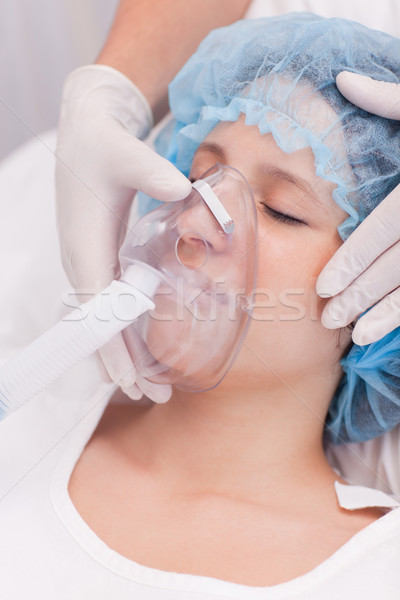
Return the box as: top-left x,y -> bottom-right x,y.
56,65 -> 192,401
317,71 -> 400,346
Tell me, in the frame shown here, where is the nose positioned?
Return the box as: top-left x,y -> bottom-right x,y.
175,231 -> 208,269
176,188 -> 232,255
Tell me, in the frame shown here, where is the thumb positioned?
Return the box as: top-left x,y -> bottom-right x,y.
336,71 -> 400,120
111,132 -> 192,202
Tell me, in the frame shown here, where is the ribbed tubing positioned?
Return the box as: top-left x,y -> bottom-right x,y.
0,280 -> 154,418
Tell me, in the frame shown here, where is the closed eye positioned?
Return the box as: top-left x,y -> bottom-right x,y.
260,203 -> 306,226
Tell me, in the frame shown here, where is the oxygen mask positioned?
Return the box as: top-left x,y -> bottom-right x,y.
119,164 -> 258,391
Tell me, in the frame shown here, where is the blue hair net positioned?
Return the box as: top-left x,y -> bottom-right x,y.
153,13 -> 400,241
327,329 -> 400,444
142,13 -> 400,444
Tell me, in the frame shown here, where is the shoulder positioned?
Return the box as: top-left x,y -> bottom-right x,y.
69,391 -> 152,487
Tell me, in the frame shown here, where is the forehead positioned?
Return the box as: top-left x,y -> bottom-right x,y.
202,117 -> 313,168
195,116 -> 328,194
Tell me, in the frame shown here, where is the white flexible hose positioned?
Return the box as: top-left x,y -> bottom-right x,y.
0,265 -> 157,419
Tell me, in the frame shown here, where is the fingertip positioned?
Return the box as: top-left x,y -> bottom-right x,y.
336,71 -> 372,96
136,376 -> 172,404
336,71 -> 400,119
316,271 -> 335,298
336,70 -> 356,87
121,382 -> 144,400
316,280 -> 333,298
351,324 -> 373,346
321,313 -> 338,330
316,257 -> 347,298
151,173 -> 192,203
321,302 -> 344,329
352,314 -> 389,346
116,138 -> 192,201
149,387 -> 172,404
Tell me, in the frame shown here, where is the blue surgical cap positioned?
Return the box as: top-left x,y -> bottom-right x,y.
146,13 -> 400,444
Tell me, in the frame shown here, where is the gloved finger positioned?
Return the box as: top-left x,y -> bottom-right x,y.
317,183 -> 400,297
321,239 -> 400,328
352,287 -> 400,346
94,351 -> 113,383
120,383 -> 144,401
98,334 -> 143,400
59,210 -> 129,291
336,71 -> 400,119
56,160 -> 133,290
135,374 -> 172,404
110,132 -> 192,202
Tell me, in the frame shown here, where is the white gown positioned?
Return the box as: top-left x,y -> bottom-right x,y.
0,378 -> 399,600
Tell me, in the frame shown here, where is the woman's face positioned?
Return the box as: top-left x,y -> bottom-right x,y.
188,116 -> 351,388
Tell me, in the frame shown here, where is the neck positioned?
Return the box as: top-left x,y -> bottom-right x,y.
131,364 -> 343,503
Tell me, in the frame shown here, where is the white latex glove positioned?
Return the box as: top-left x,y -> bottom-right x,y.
56,65 -> 192,401
317,71 -> 400,346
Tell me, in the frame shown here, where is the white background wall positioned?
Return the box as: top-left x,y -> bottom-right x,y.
0,0 -> 119,160
1,0 -> 398,162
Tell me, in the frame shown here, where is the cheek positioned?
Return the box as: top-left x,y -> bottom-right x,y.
253,229 -> 342,323
258,228 -> 341,288
239,231 -> 347,369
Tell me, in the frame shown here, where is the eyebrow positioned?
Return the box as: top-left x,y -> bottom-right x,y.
196,142 -> 226,162
195,141 -> 322,206
257,164 -> 320,205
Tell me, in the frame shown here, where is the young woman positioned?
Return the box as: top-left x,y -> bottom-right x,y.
1,13 -> 400,599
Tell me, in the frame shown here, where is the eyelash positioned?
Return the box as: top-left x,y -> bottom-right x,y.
190,173 -> 305,227
260,203 -> 305,226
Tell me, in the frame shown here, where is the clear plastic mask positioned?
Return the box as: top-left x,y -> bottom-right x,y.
119,164 -> 258,392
